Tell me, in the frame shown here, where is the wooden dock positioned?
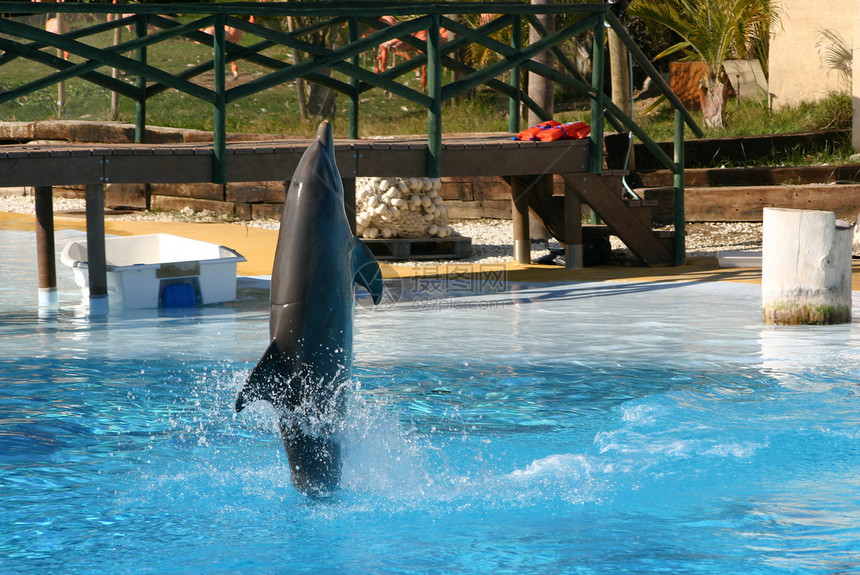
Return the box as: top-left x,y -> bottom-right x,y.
0,134 -> 588,187
2,134 -> 681,311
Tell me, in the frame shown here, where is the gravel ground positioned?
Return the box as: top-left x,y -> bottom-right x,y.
0,193 -> 763,264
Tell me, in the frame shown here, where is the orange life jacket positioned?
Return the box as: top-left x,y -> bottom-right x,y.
535,121 -> 591,141
516,120 -> 560,141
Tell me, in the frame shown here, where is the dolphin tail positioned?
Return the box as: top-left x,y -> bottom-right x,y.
236,341 -> 296,412
353,238 -> 383,304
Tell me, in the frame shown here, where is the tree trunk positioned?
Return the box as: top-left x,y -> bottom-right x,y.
306,80 -> 336,118
304,29 -> 336,118
608,29 -> 631,118
699,71 -> 726,129
608,27 -> 633,168
527,0 -> 555,126
286,16 -> 308,120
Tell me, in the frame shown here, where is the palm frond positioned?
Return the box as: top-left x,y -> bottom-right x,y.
629,0 -> 779,77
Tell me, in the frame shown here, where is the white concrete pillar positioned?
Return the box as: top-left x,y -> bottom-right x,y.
762,208 -> 853,324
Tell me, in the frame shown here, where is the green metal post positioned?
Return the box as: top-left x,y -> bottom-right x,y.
589,15 -> 605,175
134,15 -> 147,143
508,14 -> 521,134
348,16 -> 359,140
426,14 -> 442,178
674,109 -> 686,266
213,14 -> 227,184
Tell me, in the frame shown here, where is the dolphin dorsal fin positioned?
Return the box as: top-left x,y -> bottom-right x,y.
353,238 -> 383,304
236,340 -> 296,412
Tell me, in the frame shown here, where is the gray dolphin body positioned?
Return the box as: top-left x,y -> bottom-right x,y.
236,121 -> 383,497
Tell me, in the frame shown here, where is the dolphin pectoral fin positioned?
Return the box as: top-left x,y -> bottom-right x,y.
353,239 -> 383,305
236,341 -> 294,412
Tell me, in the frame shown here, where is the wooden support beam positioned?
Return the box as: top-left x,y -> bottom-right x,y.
510,176 -> 531,264
34,186 -> 57,307
564,181 -> 583,268
85,183 -> 109,314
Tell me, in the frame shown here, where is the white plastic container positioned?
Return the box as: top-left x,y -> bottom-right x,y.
61,233 -> 246,309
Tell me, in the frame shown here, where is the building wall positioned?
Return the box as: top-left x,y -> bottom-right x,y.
769,0 -> 853,107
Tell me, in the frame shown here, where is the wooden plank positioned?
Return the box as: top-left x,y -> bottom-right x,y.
151,195 -> 239,216
0,150 -> 29,159
0,155 -> 104,187
67,148 -> 94,157
442,140 -> 589,176
231,147 -> 259,155
361,236 -> 472,260
105,147 -> 134,156
635,165 -> 860,188
645,184 -> 860,222
225,180 -> 286,204
356,147 -> 426,177
27,149 -> 52,158
0,135 -> 594,186
439,148 -> 508,176
227,149 -> 306,182
149,182 -> 224,201
104,153 -> 213,184
335,149 -> 358,179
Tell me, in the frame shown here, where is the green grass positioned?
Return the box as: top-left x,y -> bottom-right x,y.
0,60 -> 513,138
635,91 -> 853,139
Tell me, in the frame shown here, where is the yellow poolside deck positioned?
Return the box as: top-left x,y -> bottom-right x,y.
5,208 -> 859,290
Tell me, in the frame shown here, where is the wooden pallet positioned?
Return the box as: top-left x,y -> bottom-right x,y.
362,236 -> 472,261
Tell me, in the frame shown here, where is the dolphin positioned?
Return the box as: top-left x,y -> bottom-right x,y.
236,121 -> 383,497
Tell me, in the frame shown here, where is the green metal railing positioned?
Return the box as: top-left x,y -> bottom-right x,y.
0,1 -> 701,264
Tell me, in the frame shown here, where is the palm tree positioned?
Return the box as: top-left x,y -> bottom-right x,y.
628,0 -> 779,128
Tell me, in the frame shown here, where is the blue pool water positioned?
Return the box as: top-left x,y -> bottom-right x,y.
2,229 -> 860,574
